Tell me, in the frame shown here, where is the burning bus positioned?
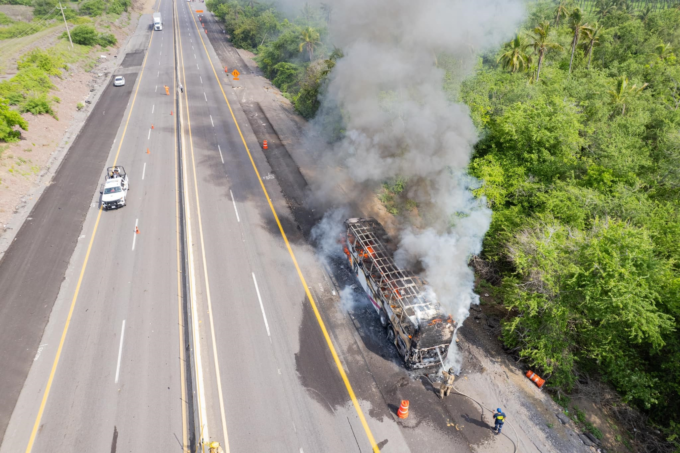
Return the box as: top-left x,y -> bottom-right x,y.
343,218 -> 454,369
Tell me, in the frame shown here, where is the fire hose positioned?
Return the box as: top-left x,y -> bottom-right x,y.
424,374 -> 522,453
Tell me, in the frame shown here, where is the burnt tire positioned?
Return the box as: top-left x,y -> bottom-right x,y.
387,326 -> 395,343
379,311 -> 388,328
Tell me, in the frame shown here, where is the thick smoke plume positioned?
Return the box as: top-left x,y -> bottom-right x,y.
290,0 -> 525,372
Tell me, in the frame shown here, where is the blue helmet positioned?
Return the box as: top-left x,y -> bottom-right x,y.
497,408 -> 502,413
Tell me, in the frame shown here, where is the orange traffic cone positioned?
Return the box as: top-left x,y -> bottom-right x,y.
397,400 -> 409,419
263,140 -> 268,150
205,29 -> 207,34
135,226 -> 140,234
170,111 -> 173,115
151,124 -> 154,130
147,148 -> 150,154
526,370 -> 545,388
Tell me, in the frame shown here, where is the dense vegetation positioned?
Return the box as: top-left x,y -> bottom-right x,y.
0,0 -> 130,40
205,0 -> 335,118
460,0 -> 680,446
0,0 -> 122,141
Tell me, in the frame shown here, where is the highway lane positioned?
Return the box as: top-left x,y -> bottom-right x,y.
0,1 -> 189,451
175,2 -> 411,451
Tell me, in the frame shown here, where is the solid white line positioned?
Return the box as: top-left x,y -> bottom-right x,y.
152,104 -> 155,114
204,92 -> 207,102
115,320 -> 126,383
148,129 -> 151,140
142,162 -> 146,180
218,144 -> 224,163
210,115 -> 214,127
252,273 -> 270,337
132,219 -> 138,251
230,189 -> 239,222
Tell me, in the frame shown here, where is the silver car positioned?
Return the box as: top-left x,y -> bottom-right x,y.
113,76 -> 125,87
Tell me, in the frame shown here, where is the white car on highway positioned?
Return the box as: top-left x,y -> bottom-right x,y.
101,166 -> 129,210
113,76 -> 125,87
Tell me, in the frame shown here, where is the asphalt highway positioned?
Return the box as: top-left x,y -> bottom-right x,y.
0,1 -> 415,452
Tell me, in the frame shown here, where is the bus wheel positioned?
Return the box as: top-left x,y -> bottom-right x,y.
379,311 -> 388,328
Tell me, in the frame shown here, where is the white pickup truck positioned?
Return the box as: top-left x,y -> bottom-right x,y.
101,166 -> 129,210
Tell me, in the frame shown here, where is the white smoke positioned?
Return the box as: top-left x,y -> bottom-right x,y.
282,0 -> 525,370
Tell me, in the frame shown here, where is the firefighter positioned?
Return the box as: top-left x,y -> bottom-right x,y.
209,441 -> 223,453
438,368 -> 455,399
493,408 -> 506,435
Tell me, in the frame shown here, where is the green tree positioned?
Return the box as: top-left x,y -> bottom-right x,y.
299,26 -> 320,61
497,34 -> 532,73
655,42 -> 674,61
582,22 -> 603,69
568,8 -> 591,73
608,75 -> 647,116
528,21 -> 562,82
554,0 -> 571,26
0,97 -> 28,142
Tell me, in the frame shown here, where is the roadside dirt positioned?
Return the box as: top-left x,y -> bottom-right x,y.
0,10 -> 142,238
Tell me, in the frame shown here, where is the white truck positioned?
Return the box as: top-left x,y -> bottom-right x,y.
101,166 -> 129,210
153,12 -> 162,31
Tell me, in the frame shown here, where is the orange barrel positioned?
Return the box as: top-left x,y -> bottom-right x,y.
526,370 -> 545,388
263,140 -> 268,150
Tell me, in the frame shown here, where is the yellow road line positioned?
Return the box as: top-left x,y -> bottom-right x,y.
176,6 -> 230,449
187,6 -> 380,452
24,6 -> 160,452
172,4 -> 189,451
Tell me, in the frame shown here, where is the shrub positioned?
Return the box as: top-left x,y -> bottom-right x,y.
97,32 -> 116,47
32,0 -> 58,16
17,49 -> 67,76
76,102 -> 84,110
65,25 -> 117,47
68,24 -> 98,45
0,97 -> 28,142
0,21 -> 44,40
78,0 -> 105,16
107,0 -> 129,14
21,94 -> 58,118
0,12 -> 13,25
271,62 -> 300,93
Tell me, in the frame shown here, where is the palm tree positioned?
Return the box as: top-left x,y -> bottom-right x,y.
655,42 -> 674,61
528,21 -> 562,82
299,27 -> 321,61
554,0 -> 571,26
583,22 -> 603,69
608,75 -> 648,116
497,34 -> 532,73
568,8 -> 591,74
637,4 -> 652,23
